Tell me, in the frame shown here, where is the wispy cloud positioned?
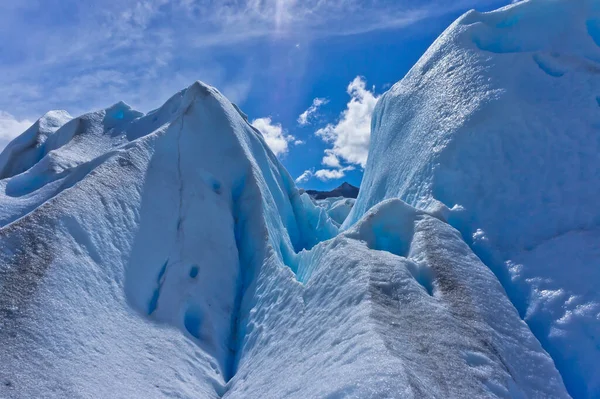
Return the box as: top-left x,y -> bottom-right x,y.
0,1 -> 256,117
298,97 -> 328,126
316,76 -> 379,169
0,0 -> 499,120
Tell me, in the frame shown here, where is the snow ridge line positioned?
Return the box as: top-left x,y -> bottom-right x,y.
176,108 -> 186,237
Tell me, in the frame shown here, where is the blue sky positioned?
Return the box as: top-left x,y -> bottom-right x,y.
0,0 -> 509,190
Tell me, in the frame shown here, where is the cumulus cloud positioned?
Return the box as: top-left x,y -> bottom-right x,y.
298,97 -> 328,126
314,166 -> 355,181
296,164 -> 355,184
315,77 -> 379,169
0,111 -> 33,151
295,169 -> 314,184
251,117 -> 296,157
322,149 -> 342,168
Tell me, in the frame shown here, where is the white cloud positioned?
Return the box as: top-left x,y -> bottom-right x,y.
295,169 -> 314,184
322,149 -> 342,168
316,76 -> 379,169
294,140 -> 305,145
298,97 -> 328,126
0,111 -> 33,151
296,164 -> 355,183
251,117 -> 295,157
314,166 -> 355,181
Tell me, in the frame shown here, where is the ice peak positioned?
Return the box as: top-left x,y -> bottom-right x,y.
459,0 -> 600,58
40,109 -> 73,122
104,101 -> 143,129
181,81 -> 222,110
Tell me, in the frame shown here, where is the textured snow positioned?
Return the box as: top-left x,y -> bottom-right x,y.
347,0 -> 600,397
230,199 -> 567,398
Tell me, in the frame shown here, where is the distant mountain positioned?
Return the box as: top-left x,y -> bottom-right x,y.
305,182 -> 359,200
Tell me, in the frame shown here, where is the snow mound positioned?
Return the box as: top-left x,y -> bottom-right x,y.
346,0 -> 600,396
0,110 -> 73,179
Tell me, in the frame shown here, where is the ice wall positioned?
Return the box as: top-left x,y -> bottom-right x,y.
346,0 -> 600,396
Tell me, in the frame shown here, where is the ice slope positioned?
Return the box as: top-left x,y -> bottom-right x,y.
0,77 -> 569,397
346,0 -> 600,396
0,81 -> 336,398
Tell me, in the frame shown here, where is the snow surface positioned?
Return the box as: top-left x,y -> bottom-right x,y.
347,0 -> 600,397
0,0 -> 594,397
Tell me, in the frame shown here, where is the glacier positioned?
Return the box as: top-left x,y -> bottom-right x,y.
0,0 -> 598,398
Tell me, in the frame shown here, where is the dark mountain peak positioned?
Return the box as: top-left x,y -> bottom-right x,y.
305,182 -> 359,200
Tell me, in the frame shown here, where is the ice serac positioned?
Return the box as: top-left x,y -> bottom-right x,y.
0,81 -> 333,398
346,0 -> 600,396
312,196 -> 356,226
0,110 -> 73,180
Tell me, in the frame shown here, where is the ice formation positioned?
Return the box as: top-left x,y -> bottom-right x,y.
312,196 -> 356,226
0,82 -> 336,398
347,0 -> 600,396
0,0 -> 597,397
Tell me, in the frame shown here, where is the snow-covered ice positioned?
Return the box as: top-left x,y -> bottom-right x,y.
0,82 -> 333,398
347,0 -> 600,396
0,0 -> 597,397
229,198 -> 567,398
313,196 -> 356,226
